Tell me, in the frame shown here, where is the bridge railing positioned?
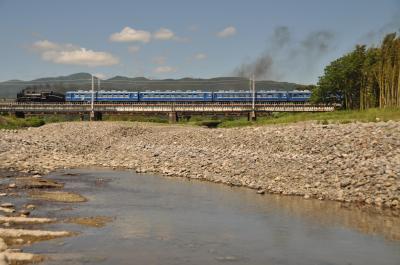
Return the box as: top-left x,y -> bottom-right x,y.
0,101 -> 336,113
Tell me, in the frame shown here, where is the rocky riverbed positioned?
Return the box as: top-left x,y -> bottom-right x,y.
0,121 -> 399,210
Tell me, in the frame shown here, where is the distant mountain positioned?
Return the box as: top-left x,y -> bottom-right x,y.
0,73 -> 306,98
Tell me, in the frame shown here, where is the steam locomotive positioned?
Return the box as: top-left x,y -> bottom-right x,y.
16,89 -> 65,102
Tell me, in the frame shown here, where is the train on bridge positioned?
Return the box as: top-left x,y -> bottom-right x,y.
17,89 -> 312,103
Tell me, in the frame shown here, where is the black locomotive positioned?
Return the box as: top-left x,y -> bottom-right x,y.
16,89 -> 65,102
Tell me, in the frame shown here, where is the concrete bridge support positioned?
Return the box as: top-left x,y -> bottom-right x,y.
15,111 -> 25,118
168,112 -> 178,123
93,112 -> 102,121
248,111 -> 257,121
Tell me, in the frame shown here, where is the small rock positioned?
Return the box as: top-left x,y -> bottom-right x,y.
340,179 -> 351,188
8,183 -> 16,188
25,204 -> 36,210
304,194 -> 310,199
0,238 -> 7,252
14,238 -> 24,244
257,189 -> 265,195
375,197 -> 383,206
0,207 -> 15,214
19,210 -> 30,217
1,203 -> 14,208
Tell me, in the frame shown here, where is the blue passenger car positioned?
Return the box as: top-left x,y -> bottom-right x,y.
213,91 -> 252,101
66,90 -> 139,102
66,91 -> 94,102
96,91 -> 138,101
256,91 -> 287,101
139,91 -> 212,101
287,90 -> 311,102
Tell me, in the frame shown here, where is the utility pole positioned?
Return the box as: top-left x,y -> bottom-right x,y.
98,77 -> 100,90
251,74 -> 256,121
252,74 -> 255,111
90,74 -> 94,121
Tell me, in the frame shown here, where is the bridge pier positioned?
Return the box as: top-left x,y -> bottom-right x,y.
168,112 -> 178,123
15,111 -> 25,118
91,112 -> 102,121
89,111 -> 102,121
248,111 -> 257,121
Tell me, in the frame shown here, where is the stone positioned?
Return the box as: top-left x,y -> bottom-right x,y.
25,205 -> 36,210
0,203 -> 14,208
14,239 -> 24,244
375,197 -> 383,206
257,189 -> 265,195
0,238 -> 7,252
340,179 -> 351,188
19,210 -> 30,217
0,120 -> 399,210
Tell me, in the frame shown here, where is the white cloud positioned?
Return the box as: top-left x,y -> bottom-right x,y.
31,40 -> 60,50
31,40 -> 119,67
128,46 -> 140,53
154,66 -> 176,73
110,27 -> 151,43
217,26 -> 237,38
194,53 -> 207,60
153,28 -> 175,40
152,56 -> 167,65
111,26 -> 188,43
42,48 -> 119,67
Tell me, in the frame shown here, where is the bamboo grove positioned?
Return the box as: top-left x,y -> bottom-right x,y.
312,33 -> 400,110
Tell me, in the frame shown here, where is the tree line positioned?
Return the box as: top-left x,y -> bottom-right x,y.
312,33 -> 400,110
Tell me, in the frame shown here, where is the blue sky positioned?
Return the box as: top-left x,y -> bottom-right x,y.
0,0 -> 399,84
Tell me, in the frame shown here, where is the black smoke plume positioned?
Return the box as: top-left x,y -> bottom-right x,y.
233,26 -> 335,81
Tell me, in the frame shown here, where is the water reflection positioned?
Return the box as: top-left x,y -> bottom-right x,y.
251,192 -> 400,241
25,169 -> 400,265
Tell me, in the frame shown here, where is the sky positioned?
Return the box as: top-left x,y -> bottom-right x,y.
0,0 -> 399,84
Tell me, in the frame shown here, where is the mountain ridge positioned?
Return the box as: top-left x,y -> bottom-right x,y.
0,73 -> 306,98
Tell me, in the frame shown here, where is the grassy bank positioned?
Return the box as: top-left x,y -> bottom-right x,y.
217,108 -> 400,128
0,115 -> 45,129
1,108 -> 399,129
0,115 -> 77,129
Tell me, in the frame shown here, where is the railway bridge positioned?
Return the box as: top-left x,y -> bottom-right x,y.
0,101 -> 336,123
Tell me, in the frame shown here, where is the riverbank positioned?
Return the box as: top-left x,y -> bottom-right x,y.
0,120 -> 399,210
2,107 -> 400,130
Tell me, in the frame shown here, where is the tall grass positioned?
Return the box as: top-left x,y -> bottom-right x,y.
219,108 -> 400,128
0,115 -> 45,129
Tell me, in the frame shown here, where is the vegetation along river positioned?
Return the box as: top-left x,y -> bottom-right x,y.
22,169 -> 400,265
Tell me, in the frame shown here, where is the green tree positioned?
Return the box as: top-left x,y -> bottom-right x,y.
314,33 -> 400,110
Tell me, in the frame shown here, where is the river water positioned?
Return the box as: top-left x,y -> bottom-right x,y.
25,169 -> 400,265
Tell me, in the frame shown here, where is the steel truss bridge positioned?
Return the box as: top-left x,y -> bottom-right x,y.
0,101 -> 336,122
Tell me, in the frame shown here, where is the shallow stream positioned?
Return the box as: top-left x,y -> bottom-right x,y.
24,169 -> 400,265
